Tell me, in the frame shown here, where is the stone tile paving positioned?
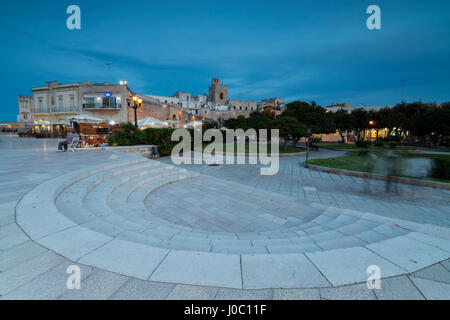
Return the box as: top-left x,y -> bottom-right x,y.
160,151 -> 450,227
0,135 -> 449,299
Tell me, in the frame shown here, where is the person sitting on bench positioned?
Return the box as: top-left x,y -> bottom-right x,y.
58,129 -> 80,152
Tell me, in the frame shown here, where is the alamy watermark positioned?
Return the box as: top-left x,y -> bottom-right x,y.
366,5 -> 381,30
367,265 -> 381,290
66,5 -> 81,30
171,128 -> 280,176
66,265 -> 81,290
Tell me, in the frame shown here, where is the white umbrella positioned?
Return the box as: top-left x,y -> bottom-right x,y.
138,116 -> 169,128
51,120 -> 71,126
34,121 -> 50,126
68,114 -> 104,123
184,121 -> 203,128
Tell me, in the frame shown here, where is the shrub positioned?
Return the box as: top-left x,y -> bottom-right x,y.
387,136 -> 401,143
107,124 -> 196,157
357,150 -> 370,156
431,158 -> 450,180
374,140 -> 384,147
389,141 -> 398,148
142,128 -> 178,156
310,137 -> 322,144
355,139 -> 371,148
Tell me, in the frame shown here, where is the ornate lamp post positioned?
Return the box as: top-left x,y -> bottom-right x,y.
369,120 -> 375,141
127,95 -> 143,128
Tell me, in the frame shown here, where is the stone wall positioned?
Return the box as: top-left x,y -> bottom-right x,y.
229,99 -> 257,111
208,78 -> 228,105
128,100 -> 194,125
103,145 -> 157,159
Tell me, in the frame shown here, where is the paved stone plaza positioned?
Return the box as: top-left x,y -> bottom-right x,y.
0,135 -> 449,299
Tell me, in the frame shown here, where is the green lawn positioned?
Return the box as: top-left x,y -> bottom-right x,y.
317,142 -> 450,152
202,142 -> 304,155
415,145 -> 450,152
309,152 -> 450,183
317,142 -> 416,151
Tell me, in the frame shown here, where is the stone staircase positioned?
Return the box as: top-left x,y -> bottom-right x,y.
16,157 -> 450,289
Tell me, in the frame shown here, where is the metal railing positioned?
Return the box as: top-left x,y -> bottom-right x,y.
82,103 -> 122,110
32,106 -> 79,113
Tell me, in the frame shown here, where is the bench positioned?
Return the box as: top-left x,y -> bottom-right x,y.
67,137 -> 80,152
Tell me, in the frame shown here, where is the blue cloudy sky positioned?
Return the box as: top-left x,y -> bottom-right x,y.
1,0 -> 449,121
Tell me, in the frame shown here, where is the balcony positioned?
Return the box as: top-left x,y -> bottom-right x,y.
82,103 -> 122,110
32,106 -> 79,114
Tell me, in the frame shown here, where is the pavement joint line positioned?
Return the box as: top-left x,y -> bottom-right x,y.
405,233 -> 450,253
36,224 -> 79,241
239,255 -> 244,289
408,274 -> 450,286
406,275 -> 428,300
147,249 -> 171,281
303,253 -> 334,288
363,244 -> 410,273
107,277 -> 133,300
75,237 -> 115,262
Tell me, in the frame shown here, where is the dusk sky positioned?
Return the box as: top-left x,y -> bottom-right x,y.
1,0 -> 449,121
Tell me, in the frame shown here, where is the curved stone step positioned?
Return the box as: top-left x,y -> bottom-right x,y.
16,158 -> 450,289
84,174 -> 199,235
56,162 -> 165,227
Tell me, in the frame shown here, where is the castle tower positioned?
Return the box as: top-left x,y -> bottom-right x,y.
208,78 -> 228,106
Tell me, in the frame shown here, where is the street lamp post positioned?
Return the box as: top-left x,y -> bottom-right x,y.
369,120 -> 375,141
127,95 -> 143,128
305,127 -> 312,168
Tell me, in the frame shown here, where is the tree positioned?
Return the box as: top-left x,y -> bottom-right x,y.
273,117 -> 307,150
246,115 -> 274,141
223,115 -> 247,130
332,109 -> 355,143
351,108 -> 369,140
282,101 -> 335,134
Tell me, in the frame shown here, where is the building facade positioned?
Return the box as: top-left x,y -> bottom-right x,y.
259,98 -> 285,111
229,99 -> 257,111
208,78 -> 228,106
21,77 -> 286,127
18,96 -> 34,123
31,81 -> 130,124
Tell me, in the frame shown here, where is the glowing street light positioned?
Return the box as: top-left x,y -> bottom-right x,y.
127,94 -> 143,128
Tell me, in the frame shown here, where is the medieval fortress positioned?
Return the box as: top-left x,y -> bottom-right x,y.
17,78 -> 285,126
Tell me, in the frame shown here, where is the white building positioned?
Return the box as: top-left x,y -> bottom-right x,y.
145,91 -> 209,110
31,81 -> 130,124
229,99 -> 257,111
18,96 -> 34,123
324,103 -> 394,113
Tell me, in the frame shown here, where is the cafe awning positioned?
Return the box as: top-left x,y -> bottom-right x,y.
68,114 -> 104,123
